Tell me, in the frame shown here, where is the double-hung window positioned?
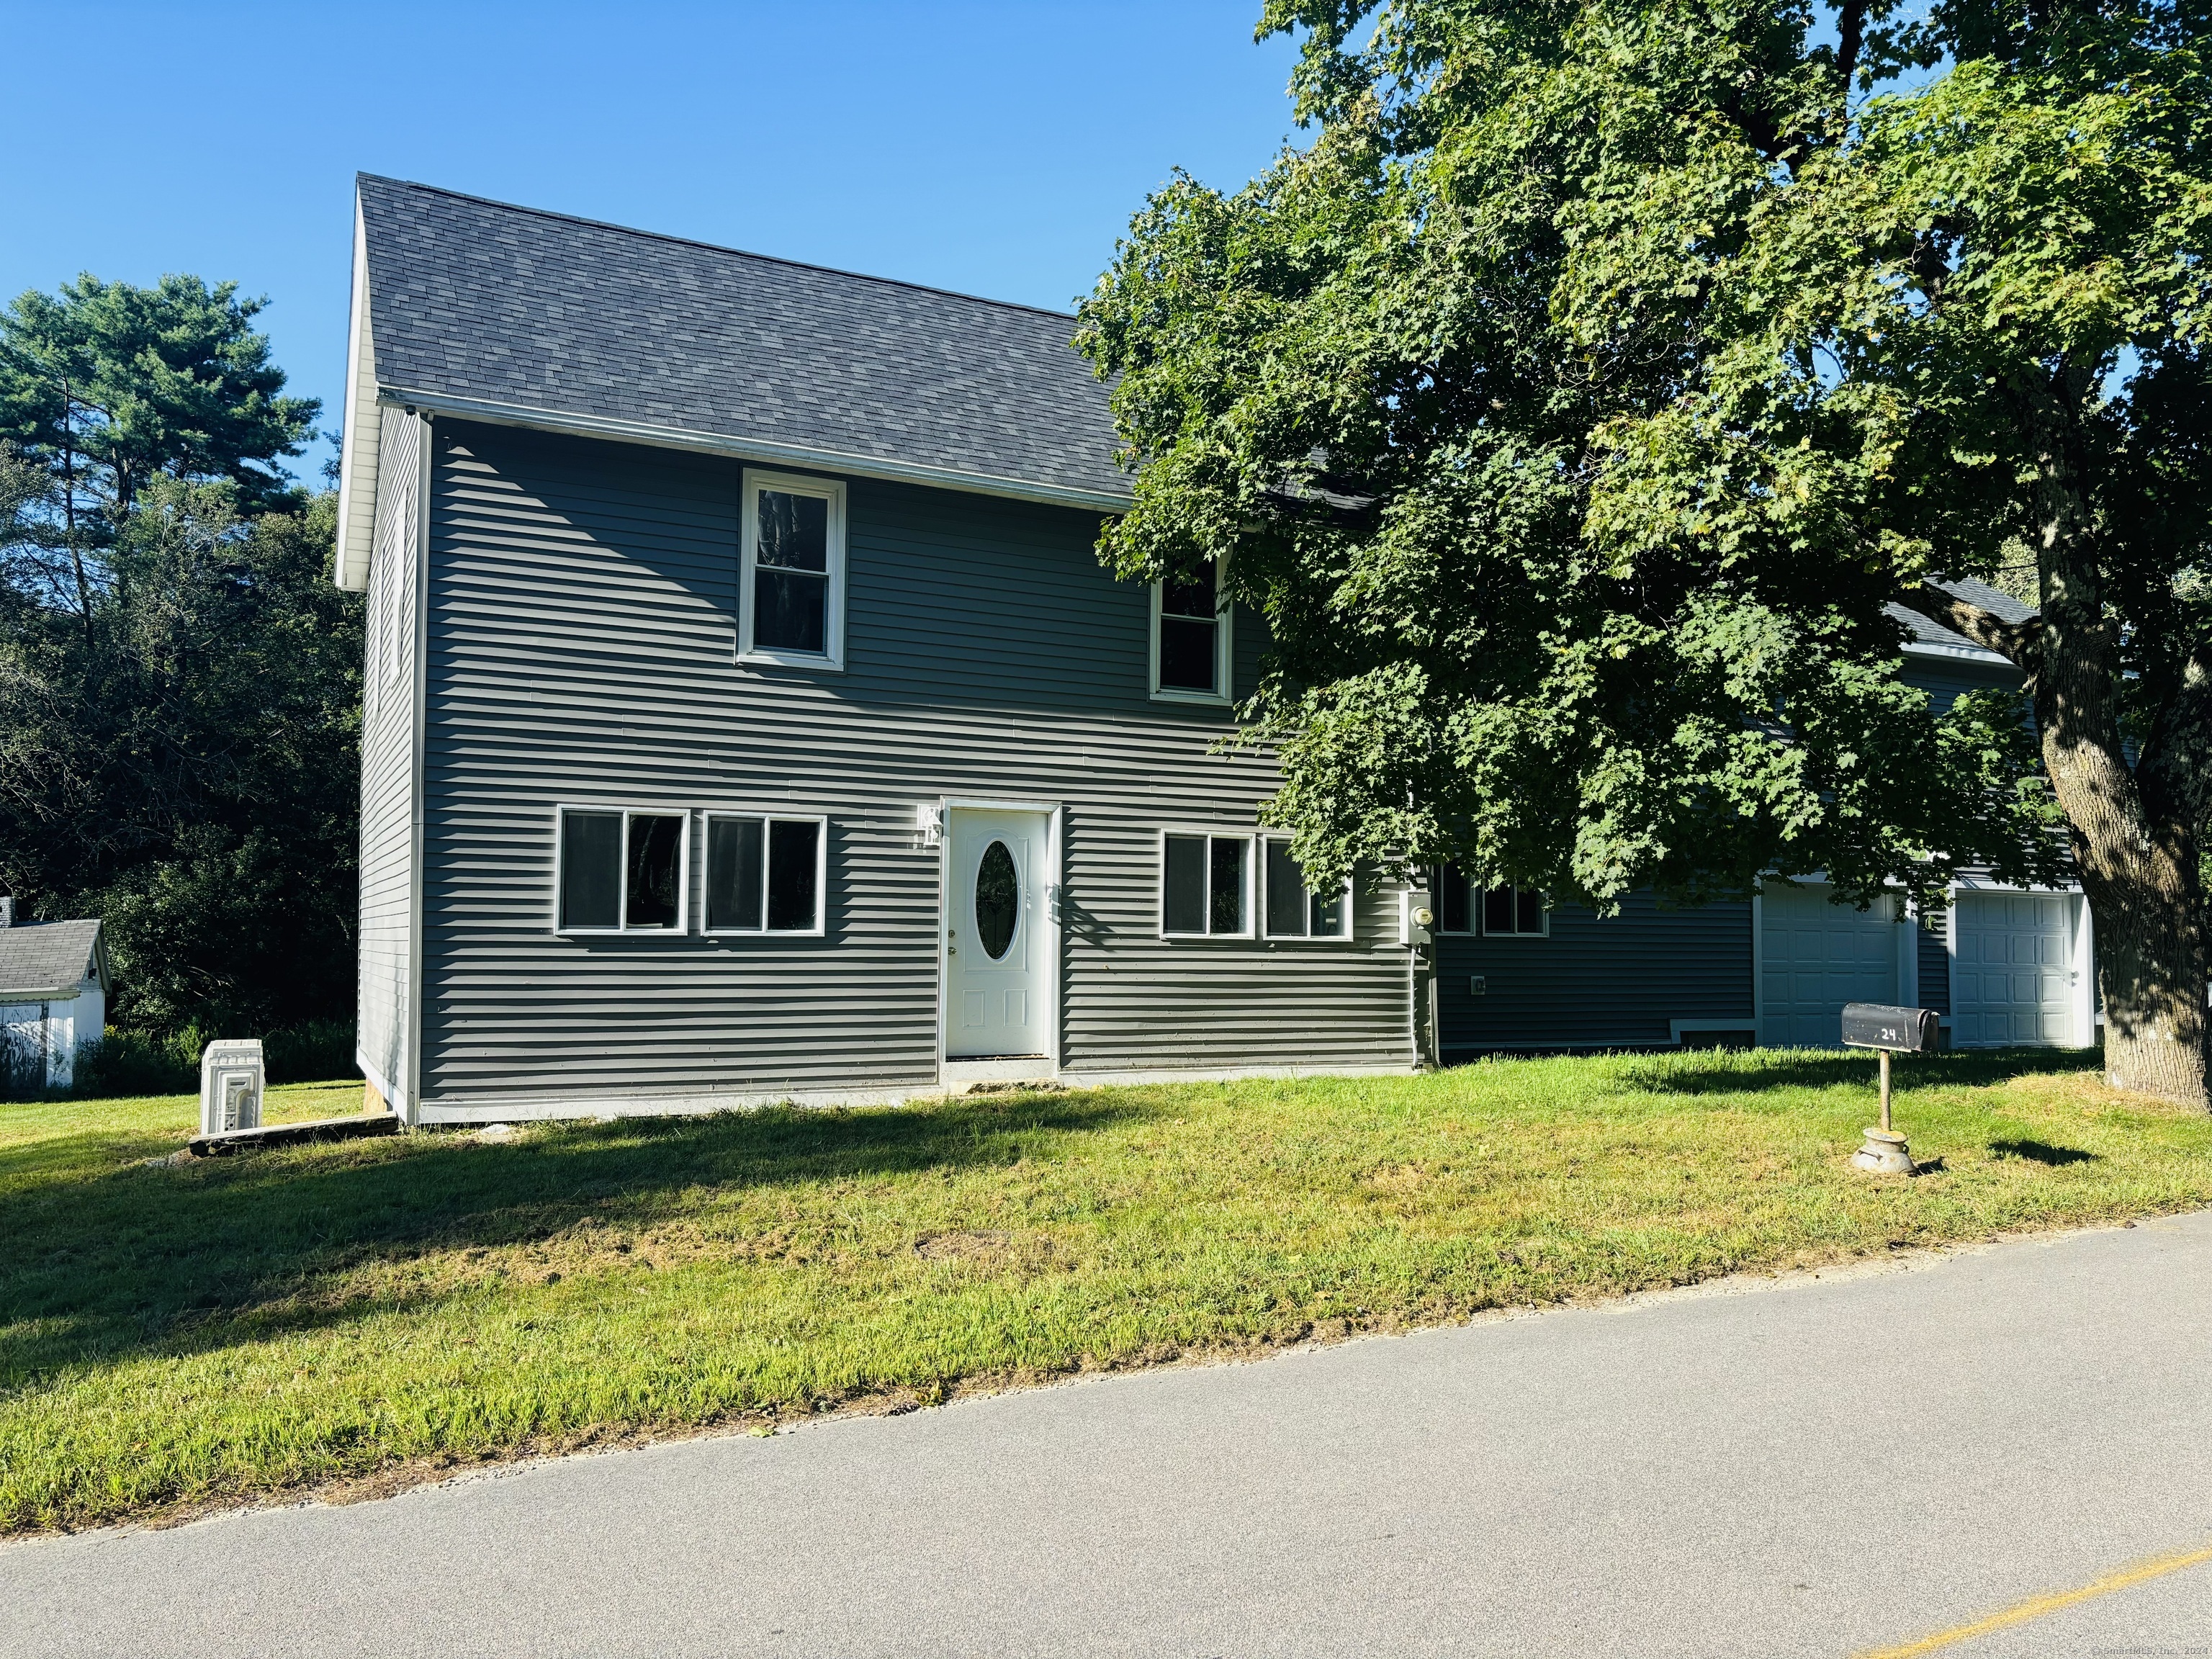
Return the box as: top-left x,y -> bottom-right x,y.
1150,559 -> 1231,705
703,813 -> 826,935
740,469 -> 847,670
1263,838 -> 1352,940
1161,832 -> 1251,938
559,807 -> 690,933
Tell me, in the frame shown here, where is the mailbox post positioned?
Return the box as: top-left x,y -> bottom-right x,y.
1840,1003 -> 1939,1174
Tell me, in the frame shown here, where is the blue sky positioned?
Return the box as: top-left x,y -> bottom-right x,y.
0,1 -> 1307,482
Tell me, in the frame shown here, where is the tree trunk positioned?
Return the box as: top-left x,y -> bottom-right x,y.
2026,381 -> 2210,1110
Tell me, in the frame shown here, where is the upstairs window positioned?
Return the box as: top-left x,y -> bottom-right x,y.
1483,885 -> 1547,937
741,469 -> 846,670
704,813 -> 825,935
559,807 -> 689,932
1151,560 -> 1231,705
1161,832 -> 1251,938
1264,839 -> 1351,940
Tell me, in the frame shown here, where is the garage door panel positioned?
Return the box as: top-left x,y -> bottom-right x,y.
1952,892 -> 2080,1048
1759,887 -> 1899,1049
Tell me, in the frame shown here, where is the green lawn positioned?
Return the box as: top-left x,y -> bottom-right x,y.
4,1051 -> 2208,1534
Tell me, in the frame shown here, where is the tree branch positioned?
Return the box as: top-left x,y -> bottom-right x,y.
1835,0 -> 1866,95
1894,580 -> 2044,670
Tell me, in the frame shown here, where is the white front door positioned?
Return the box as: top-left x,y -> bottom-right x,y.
1759,884 -> 1902,1048
945,808 -> 1051,1060
1953,892 -> 2080,1047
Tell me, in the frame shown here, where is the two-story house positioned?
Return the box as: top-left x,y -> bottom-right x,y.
335,177 -> 2092,1125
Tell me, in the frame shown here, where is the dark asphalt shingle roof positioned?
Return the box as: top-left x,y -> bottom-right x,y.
1885,578 -> 2036,658
0,920 -> 103,1001
356,176 -> 1129,504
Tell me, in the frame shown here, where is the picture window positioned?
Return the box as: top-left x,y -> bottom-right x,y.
1161,832 -> 1251,937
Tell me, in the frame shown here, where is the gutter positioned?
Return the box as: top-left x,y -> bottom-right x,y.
374,387 -> 1136,517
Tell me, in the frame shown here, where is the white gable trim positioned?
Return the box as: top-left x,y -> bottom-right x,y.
333,197 -> 381,592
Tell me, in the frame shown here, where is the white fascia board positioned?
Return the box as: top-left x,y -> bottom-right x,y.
1902,637 -> 2013,669
376,387 -> 1136,517
333,197 -> 381,592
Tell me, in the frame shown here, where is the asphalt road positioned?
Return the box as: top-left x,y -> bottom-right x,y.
9,1212 -> 2212,1658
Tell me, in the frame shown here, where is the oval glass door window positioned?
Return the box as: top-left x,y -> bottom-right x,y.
974,841 -> 1019,960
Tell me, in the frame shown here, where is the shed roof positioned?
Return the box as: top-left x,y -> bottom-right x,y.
333,176 -> 1128,587
0,920 -> 106,1002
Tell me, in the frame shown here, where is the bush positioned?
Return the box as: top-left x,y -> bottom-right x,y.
69,1020 -> 357,1099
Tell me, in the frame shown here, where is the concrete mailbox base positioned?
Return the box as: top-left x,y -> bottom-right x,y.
1851,1127 -> 1915,1175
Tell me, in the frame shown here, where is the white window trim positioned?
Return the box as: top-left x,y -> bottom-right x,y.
553,804 -> 692,935
739,467 -> 848,672
1148,560 -> 1232,707
1480,884 -> 1551,939
1259,836 -> 1354,943
1433,864 -> 1478,935
1156,827 -> 1257,940
699,809 -> 830,939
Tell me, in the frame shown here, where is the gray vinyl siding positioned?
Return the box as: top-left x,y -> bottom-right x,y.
1437,894 -> 1753,1052
356,406 -> 424,1105
413,422 -> 1411,1111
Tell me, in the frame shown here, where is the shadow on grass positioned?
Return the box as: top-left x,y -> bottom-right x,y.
1615,1046 -> 2097,1097
0,1089 -> 1143,1389
1989,1138 -> 2100,1166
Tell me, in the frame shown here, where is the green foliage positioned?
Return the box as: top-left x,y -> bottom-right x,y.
0,273 -> 318,523
0,274 -> 358,1042
70,1021 -> 357,1100
1076,0 -> 2204,916
6,1057 -> 2206,1532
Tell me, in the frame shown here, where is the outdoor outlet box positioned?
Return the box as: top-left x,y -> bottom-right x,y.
1470,976 -> 1487,997
199,1039 -> 266,1136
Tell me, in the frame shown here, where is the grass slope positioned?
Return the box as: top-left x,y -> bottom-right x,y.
3,1051 -> 2207,1533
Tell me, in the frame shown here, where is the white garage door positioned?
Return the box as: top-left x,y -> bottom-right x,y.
1760,886 -> 1900,1048
1952,892 -> 2080,1048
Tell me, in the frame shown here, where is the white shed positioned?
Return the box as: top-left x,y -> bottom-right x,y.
0,902 -> 111,1090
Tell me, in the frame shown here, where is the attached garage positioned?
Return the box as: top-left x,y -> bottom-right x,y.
1757,884 -> 1910,1048
1950,890 -> 2091,1048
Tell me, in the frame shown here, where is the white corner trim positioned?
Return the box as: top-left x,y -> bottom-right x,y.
333,197 -> 380,592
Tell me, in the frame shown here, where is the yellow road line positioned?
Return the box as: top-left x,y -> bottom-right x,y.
1857,1540 -> 2212,1658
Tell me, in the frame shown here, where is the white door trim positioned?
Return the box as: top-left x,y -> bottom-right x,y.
936,797 -> 1063,1085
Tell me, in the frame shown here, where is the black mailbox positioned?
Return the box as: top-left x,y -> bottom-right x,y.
1840,1003 -> 1939,1053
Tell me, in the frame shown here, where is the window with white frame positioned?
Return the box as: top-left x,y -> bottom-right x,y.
703,813 -> 826,935
1151,559 -> 1231,703
1434,864 -> 1473,934
1482,884 -> 1547,937
558,808 -> 689,932
740,469 -> 847,669
1161,832 -> 1251,937
1263,839 -> 1351,940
